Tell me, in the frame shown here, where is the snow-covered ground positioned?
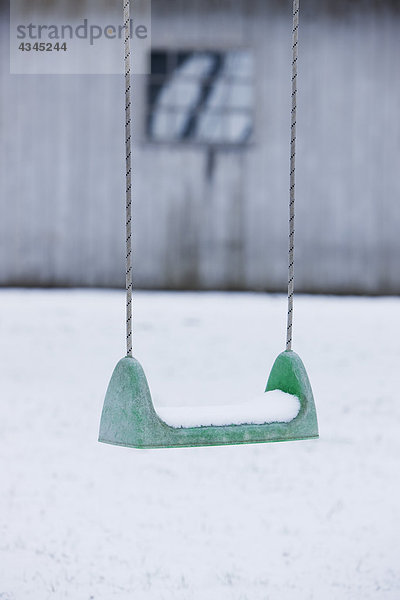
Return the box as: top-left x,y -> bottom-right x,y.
0,290 -> 399,599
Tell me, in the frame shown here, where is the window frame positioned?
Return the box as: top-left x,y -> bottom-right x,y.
144,47 -> 256,149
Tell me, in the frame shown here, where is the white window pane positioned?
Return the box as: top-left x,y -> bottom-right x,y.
176,52 -> 216,78
150,110 -> 189,140
222,50 -> 253,79
205,81 -> 253,110
225,113 -> 252,143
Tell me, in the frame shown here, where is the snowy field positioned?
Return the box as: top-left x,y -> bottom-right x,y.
0,289 -> 399,600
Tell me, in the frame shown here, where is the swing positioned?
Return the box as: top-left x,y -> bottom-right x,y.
98,0 -> 318,449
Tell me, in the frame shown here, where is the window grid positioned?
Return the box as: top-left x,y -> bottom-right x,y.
146,49 -> 254,146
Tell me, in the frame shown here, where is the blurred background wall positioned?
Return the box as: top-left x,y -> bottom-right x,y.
0,0 -> 399,293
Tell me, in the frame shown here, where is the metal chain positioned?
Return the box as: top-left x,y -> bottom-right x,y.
124,0 -> 133,357
123,0 -> 296,354
286,0 -> 299,352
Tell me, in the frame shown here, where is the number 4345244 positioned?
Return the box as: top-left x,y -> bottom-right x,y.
19,42 -> 67,51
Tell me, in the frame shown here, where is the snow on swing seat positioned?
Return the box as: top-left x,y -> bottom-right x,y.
156,391 -> 300,429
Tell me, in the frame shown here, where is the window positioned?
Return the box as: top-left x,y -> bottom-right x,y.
147,49 -> 254,145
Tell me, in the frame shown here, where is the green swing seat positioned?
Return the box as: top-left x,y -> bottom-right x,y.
98,350 -> 318,449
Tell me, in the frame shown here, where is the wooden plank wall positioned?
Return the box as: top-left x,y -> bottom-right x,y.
0,0 -> 399,293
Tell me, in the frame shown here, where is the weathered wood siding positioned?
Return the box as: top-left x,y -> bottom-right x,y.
1,0 -> 399,292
